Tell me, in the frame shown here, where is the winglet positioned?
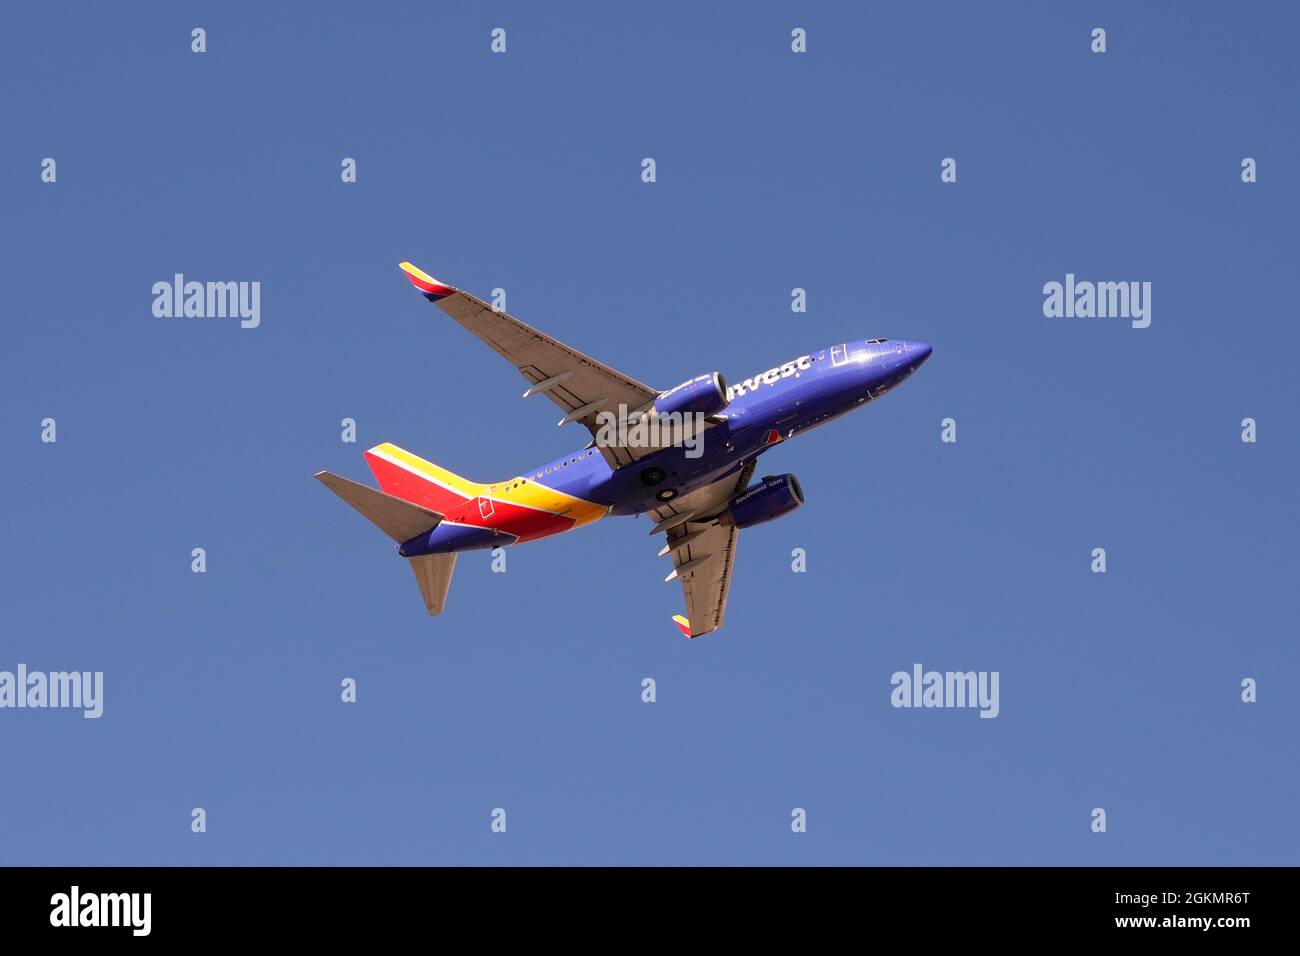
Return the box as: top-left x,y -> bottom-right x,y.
672,614 -> 692,638
399,262 -> 457,301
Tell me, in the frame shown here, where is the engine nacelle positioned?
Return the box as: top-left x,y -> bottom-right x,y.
655,372 -> 730,418
727,474 -> 805,529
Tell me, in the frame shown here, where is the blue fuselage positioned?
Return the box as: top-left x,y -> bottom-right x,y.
409,339 -> 931,557
599,338 -> 931,515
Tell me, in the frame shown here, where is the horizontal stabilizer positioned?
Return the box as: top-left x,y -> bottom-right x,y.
315,471 -> 443,543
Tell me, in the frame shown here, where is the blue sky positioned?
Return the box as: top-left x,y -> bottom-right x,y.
1,1 -> 1296,865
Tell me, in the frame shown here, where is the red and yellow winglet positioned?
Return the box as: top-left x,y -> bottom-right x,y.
672,614 -> 720,639
399,261 -> 457,301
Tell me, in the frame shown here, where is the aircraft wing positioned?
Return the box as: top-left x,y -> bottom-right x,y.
399,262 -> 663,469
652,461 -> 755,638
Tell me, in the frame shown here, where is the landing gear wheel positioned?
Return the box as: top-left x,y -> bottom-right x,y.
655,488 -> 678,502
640,466 -> 666,486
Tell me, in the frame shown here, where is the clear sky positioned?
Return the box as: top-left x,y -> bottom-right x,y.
1,1 -> 1296,865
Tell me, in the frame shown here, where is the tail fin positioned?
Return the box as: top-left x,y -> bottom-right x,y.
316,471 -> 460,617
364,442 -> 482,514
409,553 -> 458,616
315,471 -> 443,542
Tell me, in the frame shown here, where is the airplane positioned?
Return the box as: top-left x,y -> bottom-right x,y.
315,262 -> 932,637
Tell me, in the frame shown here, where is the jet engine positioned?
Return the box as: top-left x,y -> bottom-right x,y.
655,372 -> 730,418
726,474 -> 805,529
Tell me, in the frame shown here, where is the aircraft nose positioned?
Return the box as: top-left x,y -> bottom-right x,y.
903,341 -> 932,368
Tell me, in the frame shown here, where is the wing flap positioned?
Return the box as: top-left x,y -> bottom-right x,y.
654,461 -> 755,638
667,522 -> 740,637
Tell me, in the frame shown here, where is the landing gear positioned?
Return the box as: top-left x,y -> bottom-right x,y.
640,466 -> 666,486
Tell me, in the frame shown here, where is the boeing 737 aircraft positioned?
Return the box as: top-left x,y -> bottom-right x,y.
316,262 -> 932,637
